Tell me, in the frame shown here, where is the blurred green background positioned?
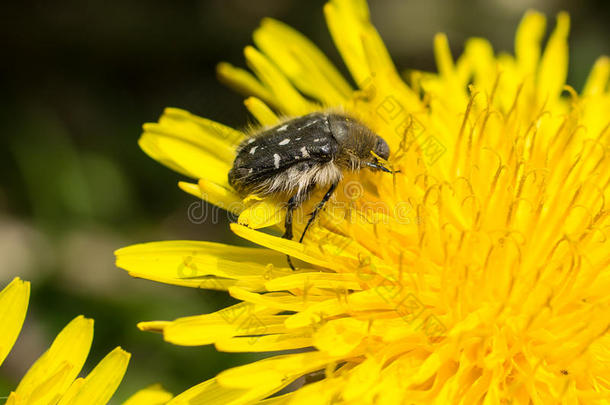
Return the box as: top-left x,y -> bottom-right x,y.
1,0 -> 608,402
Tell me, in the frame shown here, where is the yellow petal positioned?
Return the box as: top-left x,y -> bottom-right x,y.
13,316 -> 93,404
116,240 -> 286,266
161,304 -> 289,346
139,130 -> 231,184
285,378 -> 340,405
216,351 -> 338,389
0,277 -> 30,367
343,356 -> 384,401
230,223 -> 340,271
54,378 -> 85,405
283,289 -> 397,330
264,272 -> 363,292
463,38 -> 497,95
257,392 -> 294,404
168,377 -> 278,405
313,317 -> 367,356
200,178 -> 243,213
582,56 -> 610,96
237,198 -> 284,229
5,392 -> 17,405
227,287 -> 327,312
160,107 -> 244,148
122,384 -> 173,405
359,25 -> 422,112
254,18 -> 352,105
115,240 -> 291,291
515,10 -> 546,75
137,321 -> 171,333
324,0 -> 370,85
325,0 -> 422,137
433,33 -> 468,107
179,179 -> 243,216
244,46 -> 318,116
434,33 -> 456,81
177,181 -> 201,198
139,107 -> 241,184
217,62 -> 276,109
405,351 -> 442,386
215,332 -> 313,353
243,97 -> 279,126
57,347 -> 130,405
537,12 -> 570,103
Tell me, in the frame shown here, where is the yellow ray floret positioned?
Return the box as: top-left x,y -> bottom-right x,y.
0,277 -> 30,367
122,384 -> 173,405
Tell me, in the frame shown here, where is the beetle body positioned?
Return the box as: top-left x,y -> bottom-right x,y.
228,111 -> 393,268
229,112 -> 390,198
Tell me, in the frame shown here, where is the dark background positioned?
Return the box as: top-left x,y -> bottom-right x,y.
1,0 -> 608,402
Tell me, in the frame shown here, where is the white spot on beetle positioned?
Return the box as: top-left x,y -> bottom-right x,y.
249,146 -> 258,154
247,138 -> 255,144
313,138 -> 320,142
274,153 -> 281,168
248,168 -> 253,174
298,121 -> 316,130
278,138 -> 290,145
295,137 -> 301,141
278,124 -> 288,132
300,147 -> 310,158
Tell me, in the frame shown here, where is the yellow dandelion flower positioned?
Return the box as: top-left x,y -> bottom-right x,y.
0,278 -> 131,405
117,0 -> 610,403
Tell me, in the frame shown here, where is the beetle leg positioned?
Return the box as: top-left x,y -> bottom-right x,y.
283,183 -> 316,270
282,195 -> 298,240
299,181 -> 338,243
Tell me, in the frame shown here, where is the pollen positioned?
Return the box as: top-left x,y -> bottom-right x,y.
119,1 -> 610,403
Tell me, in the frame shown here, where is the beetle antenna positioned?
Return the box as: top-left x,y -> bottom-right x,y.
365,162 -> 400,173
